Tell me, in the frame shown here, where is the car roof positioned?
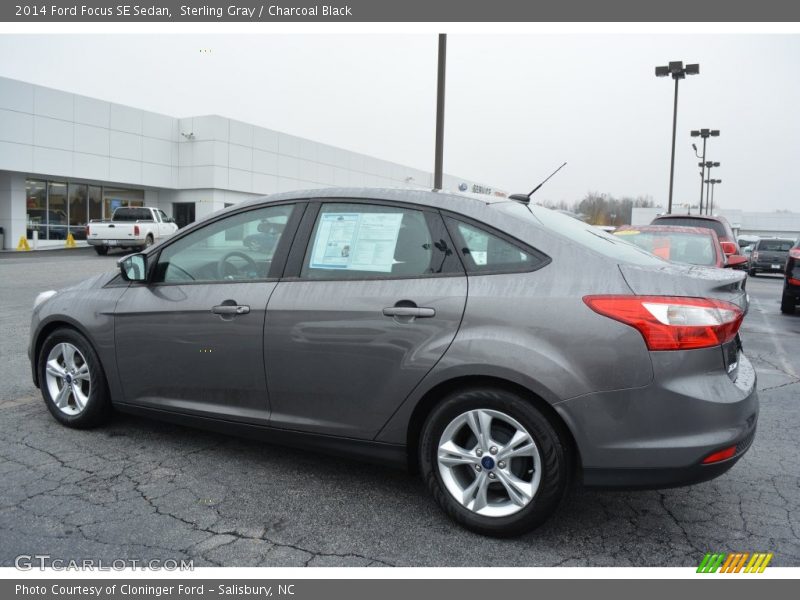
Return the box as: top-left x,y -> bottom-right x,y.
233,186 -> 513,216
616,224 -> 715,236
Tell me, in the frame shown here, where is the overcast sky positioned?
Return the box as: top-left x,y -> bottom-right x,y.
0,34 -> 798,211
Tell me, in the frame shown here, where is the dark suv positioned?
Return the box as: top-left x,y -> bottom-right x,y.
749,238 -> 794,277
781,239 -> 800,314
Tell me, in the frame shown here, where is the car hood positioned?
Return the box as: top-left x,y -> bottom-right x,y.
619,262 -> 748,313
57,270 -> 121,294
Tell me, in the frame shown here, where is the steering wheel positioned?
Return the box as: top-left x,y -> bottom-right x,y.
217,251 -> 259,280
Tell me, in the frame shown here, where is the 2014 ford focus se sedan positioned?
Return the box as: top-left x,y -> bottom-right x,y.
29,188 -> 757,537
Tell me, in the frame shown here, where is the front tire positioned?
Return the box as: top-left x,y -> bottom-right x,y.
38,328 -> 111,428
420,387 -> 571,537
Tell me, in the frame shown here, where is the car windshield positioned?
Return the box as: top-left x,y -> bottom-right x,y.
614,231 -> 716,266
651,217 -> 727,239
758,239 -> 794,252
112,208 -> 153,222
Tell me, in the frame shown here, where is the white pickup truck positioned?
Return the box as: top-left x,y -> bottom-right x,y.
87,207 -> 179,255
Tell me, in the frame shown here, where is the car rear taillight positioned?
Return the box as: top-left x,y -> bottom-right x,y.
790,248 -> 800,259
789,278 -> 800,286
721,241 -> 738,255
702,445 -> 737,464
583,295 -> 744,351
134,225 -> 140,236
752,251 -> 759,261
85,225 -> 90,236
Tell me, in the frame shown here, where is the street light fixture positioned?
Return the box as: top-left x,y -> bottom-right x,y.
699,161 -> 720,214
656,61 -> 700,214
690,129 -> 719,212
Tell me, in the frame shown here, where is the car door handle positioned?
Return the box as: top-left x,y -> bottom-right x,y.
212,304 -> 250,315
382,306 -> 435,318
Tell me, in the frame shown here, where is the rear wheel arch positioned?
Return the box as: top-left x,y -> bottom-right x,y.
406,375 -> 581,476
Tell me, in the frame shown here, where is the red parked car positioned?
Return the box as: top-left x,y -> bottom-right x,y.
614,224 -> 740,268
649,214 -> 747,267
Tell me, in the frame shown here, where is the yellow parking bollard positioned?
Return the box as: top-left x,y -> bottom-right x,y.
65,233 -> 77,248
16,236 -> 30,251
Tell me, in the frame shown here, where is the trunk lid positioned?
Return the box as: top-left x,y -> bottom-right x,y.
618,262 -> 748,313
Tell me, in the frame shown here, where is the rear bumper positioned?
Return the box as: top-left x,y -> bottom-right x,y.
555,349 -> 758,490
751,261 -> 786,272
87,239 -> 143,248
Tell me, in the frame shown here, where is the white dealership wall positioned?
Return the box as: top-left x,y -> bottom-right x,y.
0,76 -> 501,249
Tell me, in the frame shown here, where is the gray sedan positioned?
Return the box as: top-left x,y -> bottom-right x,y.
28,188 -> 757,537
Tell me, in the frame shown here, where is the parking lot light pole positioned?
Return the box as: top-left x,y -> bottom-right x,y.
433,34 -> 446,191
656,61 -> 699,214
700,161 -> 720,214
690,129 -> 719,213
706,179 -> 721,214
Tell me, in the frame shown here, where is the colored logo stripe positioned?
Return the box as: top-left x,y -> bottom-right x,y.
697,552 -> 773,573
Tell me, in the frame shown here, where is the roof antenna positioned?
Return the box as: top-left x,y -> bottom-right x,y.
509,162 -> 567,204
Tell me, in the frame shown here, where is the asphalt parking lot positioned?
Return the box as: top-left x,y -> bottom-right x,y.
0,249 -> 798,567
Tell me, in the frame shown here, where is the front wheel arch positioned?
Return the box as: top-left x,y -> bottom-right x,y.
406,375 -> 580,478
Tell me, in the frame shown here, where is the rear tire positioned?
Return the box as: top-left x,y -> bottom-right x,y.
144,234 -> 154,249
38,328 -> 111,429
419,387 -> 571,537
749,268 -> 757,277
781,291 -> 796,314
94,246 -> 108,256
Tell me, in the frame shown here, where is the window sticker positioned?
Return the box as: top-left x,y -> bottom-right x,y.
309,211 -> 404,272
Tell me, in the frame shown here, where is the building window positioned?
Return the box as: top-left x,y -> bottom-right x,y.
103,188 -> 144,218
47,182 -> 67,241
88,186 -> 102,222
25,179 -> 144,241
68,184 -> 88,240
25,180 -> 47,241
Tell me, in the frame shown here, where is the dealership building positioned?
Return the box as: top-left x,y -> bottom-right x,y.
0,75 -> 501,250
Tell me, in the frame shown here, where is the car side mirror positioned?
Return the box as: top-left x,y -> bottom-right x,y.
725,255 -> 748,268
118,253 -> 148,282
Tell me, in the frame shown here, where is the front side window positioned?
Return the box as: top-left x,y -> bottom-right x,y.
154,204 -> 295,283
301,203 -> 449,279
450,219 -> 542,273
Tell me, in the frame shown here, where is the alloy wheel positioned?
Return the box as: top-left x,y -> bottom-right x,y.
437,408 -> 542,517
44,343 -> 91,416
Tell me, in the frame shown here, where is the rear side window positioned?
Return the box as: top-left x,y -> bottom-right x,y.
447,218 -> 546,273
300,203 -> 457,280
758,239 -> 794,252
113,208 -> 153,222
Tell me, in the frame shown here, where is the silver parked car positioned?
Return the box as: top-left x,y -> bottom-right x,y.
29,188 -> 757,537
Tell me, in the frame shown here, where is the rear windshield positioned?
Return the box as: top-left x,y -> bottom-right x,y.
112,208 -> 153,222
497,202 -> 666,266
758,239 -> 794,252
651,216 -> 727,239
614,231 -> 716,266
